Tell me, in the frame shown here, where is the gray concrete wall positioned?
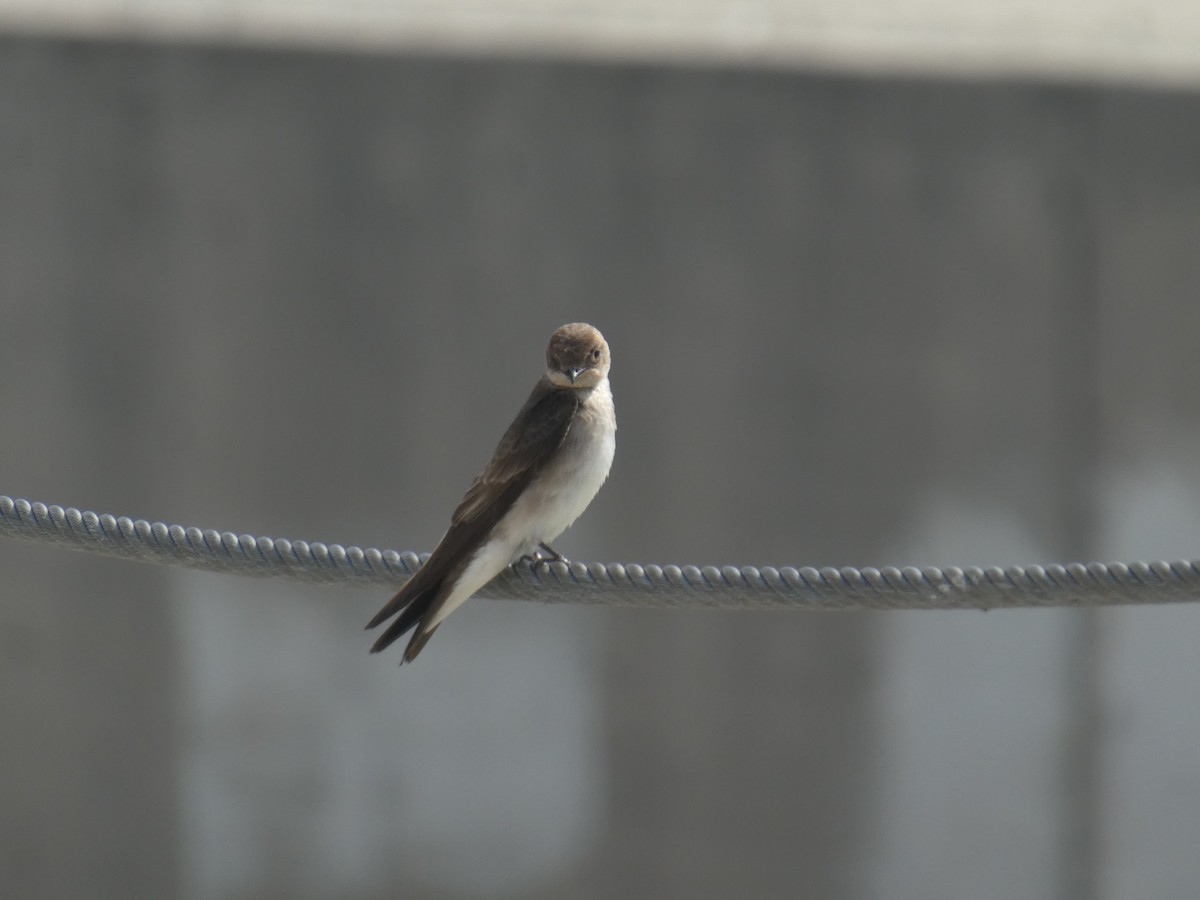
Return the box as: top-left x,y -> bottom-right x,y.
2,35 -> 1200,899
4,0 -> 1200,86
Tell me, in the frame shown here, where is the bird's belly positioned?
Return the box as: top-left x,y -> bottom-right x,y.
504,422 -> 615,554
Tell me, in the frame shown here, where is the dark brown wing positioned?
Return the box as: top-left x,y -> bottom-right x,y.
450,380 -> 581,524
366,379 -> 580,656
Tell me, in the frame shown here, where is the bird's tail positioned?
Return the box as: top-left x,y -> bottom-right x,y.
367,576 -> 442,658
401,624 -> 440,664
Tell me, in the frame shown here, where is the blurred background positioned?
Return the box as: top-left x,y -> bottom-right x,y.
3,2 -> 1200,898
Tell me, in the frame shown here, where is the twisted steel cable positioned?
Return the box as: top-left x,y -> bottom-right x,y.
2,495 -> 1199,610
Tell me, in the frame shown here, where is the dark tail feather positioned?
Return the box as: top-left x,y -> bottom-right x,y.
366,590 -> 407,630
368,581 -> 441,654
402,623 -> 441,664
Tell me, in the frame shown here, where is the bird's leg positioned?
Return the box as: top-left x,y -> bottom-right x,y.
516,542 -> 568,567
537,542 -> 567,563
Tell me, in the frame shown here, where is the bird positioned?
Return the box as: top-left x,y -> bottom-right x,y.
367,322 -> 616,663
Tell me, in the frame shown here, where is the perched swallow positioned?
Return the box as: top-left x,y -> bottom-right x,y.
367,323 -> 616,663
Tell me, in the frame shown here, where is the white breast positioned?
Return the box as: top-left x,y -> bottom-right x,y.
426,381 -> 615,629
500,378 -> 616,555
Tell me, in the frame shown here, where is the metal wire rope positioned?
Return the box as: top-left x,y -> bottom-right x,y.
2,495 -> 1199,610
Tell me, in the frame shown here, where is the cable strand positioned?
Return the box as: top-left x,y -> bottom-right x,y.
2,494 -> 1198,610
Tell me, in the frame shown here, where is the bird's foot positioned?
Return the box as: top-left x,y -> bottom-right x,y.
517,543 -> 568,567
537,542 -> 566,563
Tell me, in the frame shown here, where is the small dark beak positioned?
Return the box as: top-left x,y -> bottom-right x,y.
568,367 -> 586,383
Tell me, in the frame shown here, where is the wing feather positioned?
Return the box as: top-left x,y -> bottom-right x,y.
451,381 -> 580,523
366,379 -> 580,656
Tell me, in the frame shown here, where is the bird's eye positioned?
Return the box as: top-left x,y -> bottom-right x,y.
591,348 -> 601,361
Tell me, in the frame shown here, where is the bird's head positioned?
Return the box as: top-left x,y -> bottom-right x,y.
545,323 -> 610,389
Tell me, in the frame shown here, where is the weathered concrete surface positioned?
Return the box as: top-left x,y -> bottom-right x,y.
2,35 -> 1200,900
2,0 -> 1200,86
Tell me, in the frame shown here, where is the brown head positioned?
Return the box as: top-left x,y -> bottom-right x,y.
545,323 -> 611,389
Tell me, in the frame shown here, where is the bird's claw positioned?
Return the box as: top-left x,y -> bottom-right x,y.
517,543 -> 569,567
537,542 -> 566,563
